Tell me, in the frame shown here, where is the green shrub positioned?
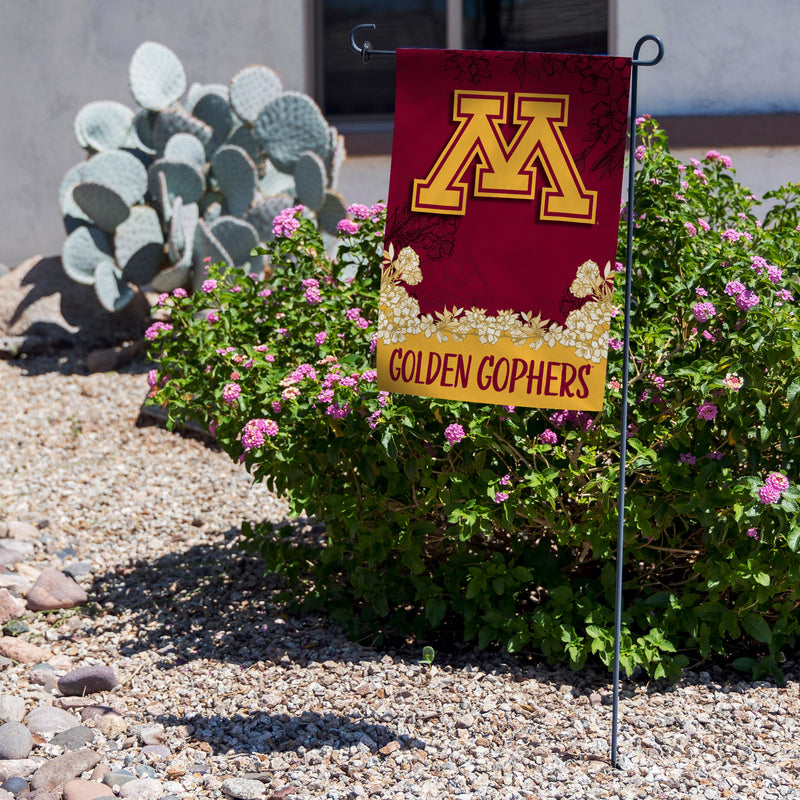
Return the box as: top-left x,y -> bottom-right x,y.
148,119 -> 800,682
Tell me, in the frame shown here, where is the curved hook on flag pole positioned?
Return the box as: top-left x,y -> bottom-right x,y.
632,34 -> 664,67
349,23 -> 396,62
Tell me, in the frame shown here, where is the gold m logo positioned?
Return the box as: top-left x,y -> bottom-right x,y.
412,91 -> 596,223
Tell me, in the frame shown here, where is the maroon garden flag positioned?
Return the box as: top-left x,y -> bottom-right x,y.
377,48 -> 631,410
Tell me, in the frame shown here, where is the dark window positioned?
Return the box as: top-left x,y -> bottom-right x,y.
463,0 -> 608,55
318,0 -> 447,118
316,0 -> 608,151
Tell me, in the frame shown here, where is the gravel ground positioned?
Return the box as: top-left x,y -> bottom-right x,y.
0,351 -> 799,800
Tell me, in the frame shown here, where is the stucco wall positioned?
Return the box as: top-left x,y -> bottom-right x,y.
614,0 -> 800,116
2,2 -> 799,269
0,0 -> 306,268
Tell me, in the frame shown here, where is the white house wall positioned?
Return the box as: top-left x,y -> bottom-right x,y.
0,0 -> 306,269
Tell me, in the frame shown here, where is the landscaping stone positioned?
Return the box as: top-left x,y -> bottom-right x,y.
29,749 -> 101,792
0,722 -> 33,760
24,707 -> 81,737
0,637 -> 50,664
26,569 -> 87,612
57,666 -> 117,697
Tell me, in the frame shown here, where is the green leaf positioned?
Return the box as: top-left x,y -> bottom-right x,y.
425,597 -> 447,627
741,613 -> 772,644
787,524 -> 800,552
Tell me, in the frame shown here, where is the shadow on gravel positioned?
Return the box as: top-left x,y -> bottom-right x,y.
89,518 -> 786,707
156,709 -> 426,756
89,520 -> 632,696
90,523 -> 356,670
6,348 -> 152,377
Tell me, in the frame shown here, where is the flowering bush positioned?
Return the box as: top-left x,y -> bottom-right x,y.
148,120 -> 800,682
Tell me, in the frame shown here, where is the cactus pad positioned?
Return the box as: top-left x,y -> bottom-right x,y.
72,181 -> 131,233
209,216 -> 259,266
59,163 -> 87,216
229,65 -> 283,124
129,110 -> 158,154
317,190 -> 349,237
62,225 -> 115,285
192,92 -> 234,150
148,158 -> 205,206
163,132 -> 207,167
74,101 -> 135,152
224,124 -> 263,163
254,92 -> 330,174
294,150 -> 327,211
245,194 -> 295,242
258,163 -> 295,198
115,205 -> 165,286
211,145 -> 257,217
95,261 -> 136,311
167,198 -> 198,264
153,106 -> 213,156
168,196 -> 186,260
149,262 -> 193,292
60,42 -> 348,306
186,82 -> 229,112
193,218 -> 233,289
129,41 -> 187,112
82,149 -> 148,206
325,128 -> 347,189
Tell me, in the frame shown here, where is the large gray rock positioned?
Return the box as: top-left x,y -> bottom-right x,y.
0,255 -> 150,352
24,706 -> 81,736
0,721 -> 33,760
30,749 -> 100,792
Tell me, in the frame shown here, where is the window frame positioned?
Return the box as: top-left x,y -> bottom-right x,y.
311,0 -> 613,155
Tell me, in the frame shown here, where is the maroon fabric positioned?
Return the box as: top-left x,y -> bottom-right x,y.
385,48 -> 631,326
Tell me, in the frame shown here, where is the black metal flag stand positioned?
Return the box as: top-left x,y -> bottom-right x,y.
348,23 -> 664,768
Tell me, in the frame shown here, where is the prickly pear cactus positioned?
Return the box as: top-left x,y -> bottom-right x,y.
60,41 -> 348,312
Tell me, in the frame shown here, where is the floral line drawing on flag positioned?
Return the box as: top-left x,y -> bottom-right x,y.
378,244 -> 616,365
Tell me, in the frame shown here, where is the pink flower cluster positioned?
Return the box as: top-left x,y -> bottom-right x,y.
723,373 -> 743,390
540,429 -> 558,445
444,423 -> 465,445
757,472 -> 790,504
735,290 -> 759,311
549,409 -> 594,431
696,402 -> 718,421
241,418 -> 279,451
272,205 -> 304,238
201,279 -> 218,293
767,265 -> 783,284
691,302 -> 716,322
280,363 -> 317,387
144,321 -> 173,341
326,401 -> 350,419
706,150 -> 732,169
724,280 -> 745,296
347,202 -> 386,222
302,278 -> 321,305
222,382 -> 241,404
337,219 -> 360,236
